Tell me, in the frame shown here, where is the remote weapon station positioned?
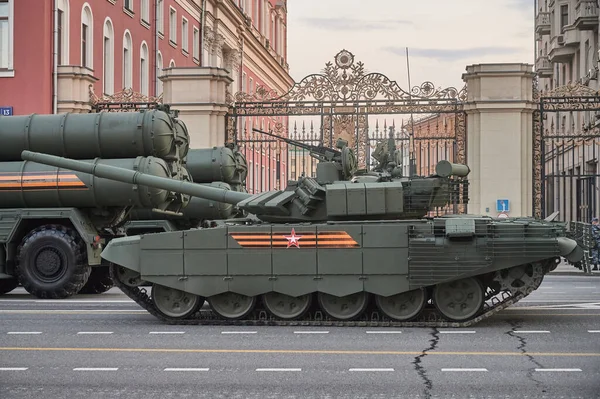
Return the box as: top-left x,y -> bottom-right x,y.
20,130 -> 584,327
0,110 -> 247,299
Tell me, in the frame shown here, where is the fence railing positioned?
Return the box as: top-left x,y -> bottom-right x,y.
567,221 -> 596,274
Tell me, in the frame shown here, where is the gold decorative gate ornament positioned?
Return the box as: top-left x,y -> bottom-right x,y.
89,86 -> 163,112
226,49 -> 468,169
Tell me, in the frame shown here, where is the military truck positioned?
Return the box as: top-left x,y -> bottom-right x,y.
19,132 -> 585,327
0,109 -> 193,298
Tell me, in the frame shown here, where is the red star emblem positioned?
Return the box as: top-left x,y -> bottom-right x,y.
284,228 -> 302,248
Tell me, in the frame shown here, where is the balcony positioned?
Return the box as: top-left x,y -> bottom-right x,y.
574,0 -> 599,30
548,34 -> 576,63
535,56 -> 553,77
535,12 -> 551,35
562,25 -> 581,46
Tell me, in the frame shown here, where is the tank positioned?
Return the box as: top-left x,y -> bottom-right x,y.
0,109 -> 189,161
21,146 -> 585,327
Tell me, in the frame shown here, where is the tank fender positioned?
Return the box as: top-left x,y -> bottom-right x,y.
101,235 -> 142,273
5,208 -> 103,266
557,237 -> 584,263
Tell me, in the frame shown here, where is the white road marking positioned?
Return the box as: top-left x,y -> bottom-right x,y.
349,368 -> 395,372
0,309 -> 146,313
442,368 -> 488,372
574,286 -> 595,289
73,368 -> 119,371
588,330 -> 600,333
77,332 -> 113,335
535,368 -> 582,372
365,331 -> 402,334
294,331 -> 329,334
513,330 -> 550,334
149,331 -> 185,334
439,330 -> 476,334
6,332 -> 42,335
0,367 -> 28,371
256,368 -> 301,372
221,331 -> 257,334
0,299 -> 134,303
164,368 -> 209,372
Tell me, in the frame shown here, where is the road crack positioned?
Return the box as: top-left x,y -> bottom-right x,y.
506,320 -> 546,393
412,327 -> 439,399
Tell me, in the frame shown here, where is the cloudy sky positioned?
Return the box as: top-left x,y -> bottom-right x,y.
286,0 -> 534,92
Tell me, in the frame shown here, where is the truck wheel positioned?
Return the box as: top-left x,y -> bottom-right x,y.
0,279 -> 18,295
78,265 -> 114,294
15,225 -> 90,299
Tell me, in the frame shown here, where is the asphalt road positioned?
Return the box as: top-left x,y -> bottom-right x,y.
0,275 -> 599,399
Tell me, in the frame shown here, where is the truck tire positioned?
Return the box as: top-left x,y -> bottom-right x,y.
15,224 -> 91,299
78,265 -> 114,294
0,279 -> 18,295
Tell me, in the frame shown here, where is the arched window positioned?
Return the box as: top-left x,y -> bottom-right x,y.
169,59 -> 175,68
103,18 -> 114,95
156,51 -> 163,95
80,3 -> 93,68
122,30 -> 132,89
57,0 -> 69,65
140,41 -> 148,95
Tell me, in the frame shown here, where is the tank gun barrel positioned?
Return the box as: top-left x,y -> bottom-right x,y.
21,151 -> 251,206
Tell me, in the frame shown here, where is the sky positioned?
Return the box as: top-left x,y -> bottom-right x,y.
285,0 -> 535,93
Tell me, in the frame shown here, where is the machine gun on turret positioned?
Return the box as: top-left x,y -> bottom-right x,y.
252,128 -> 358,182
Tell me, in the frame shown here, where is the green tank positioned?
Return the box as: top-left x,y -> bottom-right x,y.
21,138 -> 585,327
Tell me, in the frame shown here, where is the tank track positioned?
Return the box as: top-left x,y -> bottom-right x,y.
109,264 -> 530,328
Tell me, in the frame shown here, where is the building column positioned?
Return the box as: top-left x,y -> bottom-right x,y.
461,64 -> 537,217
57,66 -> 98,114
161,67 -> 233,148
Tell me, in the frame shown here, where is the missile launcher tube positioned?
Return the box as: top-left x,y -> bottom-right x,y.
186,147 -> 242,185
0,156 -> 180,210
21,151 -> 251,206
0,110 -> 189,161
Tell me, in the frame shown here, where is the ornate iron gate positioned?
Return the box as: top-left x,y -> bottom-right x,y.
226,49 -> 467,215
533,82 -> 600,221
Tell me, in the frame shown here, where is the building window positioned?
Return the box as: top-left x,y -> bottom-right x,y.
57,0 -> 69,65
103,19 -> 114,95
140,42 -> 149,95
193,27 -> 199,61
156,51 -> 163,95
124,0 -> 133,12
0,0 -> 10,71
169,59 -> 175,68
141,0 -> 149,24
81,5 -> 93,69
169,7 -> 176,44
182,17 -> 188,53
122,31 -> 132,89
157,0 -> 164,34
560,4 -> 568,30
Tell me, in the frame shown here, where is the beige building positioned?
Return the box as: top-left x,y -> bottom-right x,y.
534,0 -> 600,222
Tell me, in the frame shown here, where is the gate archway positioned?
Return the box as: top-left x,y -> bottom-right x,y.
226,49 -> 467,214
533,81 -> 600,221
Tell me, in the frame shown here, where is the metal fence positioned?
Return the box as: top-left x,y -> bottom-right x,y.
567,221 -> 596,274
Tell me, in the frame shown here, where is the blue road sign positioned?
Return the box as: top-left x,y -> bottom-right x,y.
496,199 -> 509,213
0,106 -> 13,116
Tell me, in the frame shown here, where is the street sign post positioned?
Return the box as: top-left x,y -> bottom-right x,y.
0,106 -> 13,116
496,199 -> 509,213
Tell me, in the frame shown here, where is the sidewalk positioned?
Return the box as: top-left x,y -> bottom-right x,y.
550,260 -> 600,276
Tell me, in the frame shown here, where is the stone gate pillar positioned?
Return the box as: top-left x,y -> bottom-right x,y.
161,67 -> 233,149
462,64 -> 537,217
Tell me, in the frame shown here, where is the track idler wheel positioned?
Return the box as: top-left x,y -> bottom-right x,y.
433,277 -> 484,322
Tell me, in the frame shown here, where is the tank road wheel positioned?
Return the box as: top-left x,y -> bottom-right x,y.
208,292 -> 257,320
317,292 -> 369,321
262,292 -> 313,320
0,279 -> 18,295
375,288 -> 427,322
78,266 -> 114,294
151,284 -> 204,319
15,225 -> 90,299
433,277 -> 484,322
